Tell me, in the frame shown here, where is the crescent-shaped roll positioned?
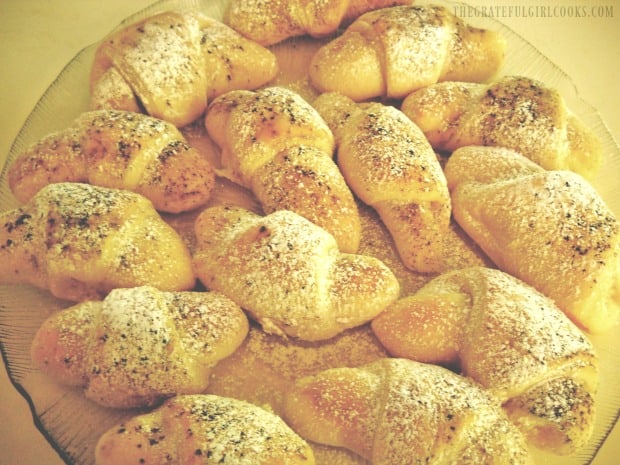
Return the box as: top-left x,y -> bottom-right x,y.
314,92 -> 451,272
205,87 -> 361,253
95,394 -> 315,465
309,5 -> 505,101
90,10 -> 278,127
7,110 -> 216,213
31,286 -> 248,408
372,266 -> 599,454
401,76 -> 603,180
284,358 -> 533,465
445,146 -> 620,333
192,206 -> 400,341
0,183 -> 195,301
223,0 -> 412,46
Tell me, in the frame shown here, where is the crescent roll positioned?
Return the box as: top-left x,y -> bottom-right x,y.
445,146 -> 620,333
193,206 -> 400,341
224,0 -> 412,46
90,10 -> 278,127
401,75 -> 603,179
0,182 -> 195,301
309,5 -> 505,101
205,86 -> 361,253
314,92 -> 451,272
284,358 -> 533,465
372,266 -> 598,454
31,286 -> 248,408
7,110 -> 216,213
95,394 -> 315,465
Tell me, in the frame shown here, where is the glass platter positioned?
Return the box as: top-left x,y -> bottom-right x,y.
0,0 -> 618,464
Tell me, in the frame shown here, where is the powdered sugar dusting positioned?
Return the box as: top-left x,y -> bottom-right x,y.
338,102 -> 446,204
112,11 -> 206,123
38,286 -> 247,408
176,394 -> 312,464
441,267 -> 597,395
194,207 -> 397,340
453,170 -> 619,331
363,5 -> 451,94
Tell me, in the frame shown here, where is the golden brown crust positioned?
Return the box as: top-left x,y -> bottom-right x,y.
402,76 -> 603,179
199,16 -> 280,100
91,10 -> 208,127
314,92 -> 450,272
445,147 -> 620,333
0,183 -> 196,301
355,201 -> 492,296
284,358 -> 534,465
371,266 -> 599,454
193,206 -> 399,341
205,87 -> 361,253
89,67 -> 141,114
31,286 -> 248,408
251,145 -> 361,253
8,5 -> 612,462
8,110 -> 216,213
95,394 -> 315,465
309,5 -> 505,100
90,10 -> 278,127
443,146 -> 544,190
206,324 -> 384,464
223,0 -> 412,46
207,324 -> 387,416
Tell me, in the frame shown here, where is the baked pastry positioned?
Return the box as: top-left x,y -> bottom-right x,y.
314,92 -> 450,272
309,4 -> 505,101
90,10 -> 278,127
354,199 -> 492,297
95,394 -> 315,464
445,146 -> 620,333
193,206 -> 400,341
205,87 -> 361,253
207,324 -> 387,416
401,75 -> 603,179
284,358 -> 534,465
7,109 -> 215,213
223,0 -> 412,46
372,266 -> 599,454
31,286 -> 248,408
207,324 -> 387,465
0,182 -> 195,301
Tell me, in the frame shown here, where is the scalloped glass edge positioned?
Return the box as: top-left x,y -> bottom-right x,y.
0,1 -> 618,464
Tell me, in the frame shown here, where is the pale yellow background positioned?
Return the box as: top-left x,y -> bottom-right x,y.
0,1 -> 618,464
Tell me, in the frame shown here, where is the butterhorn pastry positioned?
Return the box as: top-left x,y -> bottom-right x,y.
192,206 -> 400,341
7,110 -> 215,213
205,87 -> 361,253
223,0 -> 412,46
445,146 -> 620,333
31,286 -> 248,408
284,358 -> 533,465
401,75 -> 603,179
95,394 -> 315,464
90,10 -> 278,127
314,92 -> 450,272
309,4 -> 505,101
372,266 -> 599,454
0,183 -> 195,301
